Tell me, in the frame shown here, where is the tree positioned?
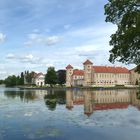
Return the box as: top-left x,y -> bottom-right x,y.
136,79 -> 139,85
45,67 -> 57,87
19,72 -> 24,85
25,71 -> 35,85
57,70 -> 66,85
0,80 -> 4,85
104,0 -> 140,71
4,75 -> 17,87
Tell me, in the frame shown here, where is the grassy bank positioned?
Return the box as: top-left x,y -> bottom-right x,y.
18,85 -> 139,90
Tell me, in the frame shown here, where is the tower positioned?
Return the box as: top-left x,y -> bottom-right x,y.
66,64 -> 73,87
83,59 -> 93,86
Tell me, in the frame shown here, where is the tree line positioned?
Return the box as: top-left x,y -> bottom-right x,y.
0,67 -> 66,87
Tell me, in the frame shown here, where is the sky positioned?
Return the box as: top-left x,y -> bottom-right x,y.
0,0 -> 135,79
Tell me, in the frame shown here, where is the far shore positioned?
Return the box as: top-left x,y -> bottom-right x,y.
16,85 -> 140,90
1,84 -> 139,90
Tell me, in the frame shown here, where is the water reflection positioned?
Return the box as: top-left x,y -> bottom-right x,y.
3,88 -> 140,116
44,89 -> 66,111
4,89 -> 47,102
65,89 -> 140,116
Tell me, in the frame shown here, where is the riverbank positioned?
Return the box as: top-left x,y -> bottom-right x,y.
17,85 -> 140,90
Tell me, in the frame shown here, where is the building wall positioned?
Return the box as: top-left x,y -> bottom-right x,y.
83,64 -> 93,86
130,69 -> 140,85
66,68 -> 73,87
72,75 -> 84,86
66,61 -> 139,87
33,75 -> 45,86
93,73 -> 131,86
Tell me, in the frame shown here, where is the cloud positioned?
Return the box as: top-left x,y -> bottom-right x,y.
0,71 -> 7,75
32,29 -> 40,33
6,53 -> 42,65
6,53 -> 15,59
19,54 -> 41,64
64,24 -> 71,30
24,33 -> 61,47
45,36 -> 61,46
0,33 -> 6,43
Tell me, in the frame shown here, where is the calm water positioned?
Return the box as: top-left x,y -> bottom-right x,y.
0,87 -> 140,140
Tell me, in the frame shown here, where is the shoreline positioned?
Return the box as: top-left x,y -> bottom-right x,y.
17,86 -> 139,90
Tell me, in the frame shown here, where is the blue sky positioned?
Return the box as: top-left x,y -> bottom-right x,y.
0,0 -> 135,79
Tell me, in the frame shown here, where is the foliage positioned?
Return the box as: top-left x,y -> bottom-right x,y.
104,0 -> 140,69
0,80 -> 4,84
44,90 -> 66,110
4,90 -> 37,102
4,71 -> 33,87
45,67 -> 57,87
24,71 -> 35,85
4,75 -> 18,87
136,79 -> 139,85
19,72 -> 24,85
57,70 -> 66,85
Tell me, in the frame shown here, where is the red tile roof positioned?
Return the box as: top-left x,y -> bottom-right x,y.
73,70 -> 84,76
93,66 -> 130,73
66,64 -> 73,69
93,103 -> 129,110
73,100 -> 84,105
33,73 -> 45,78
83,59 -> 93,65
73,101 -> 129,110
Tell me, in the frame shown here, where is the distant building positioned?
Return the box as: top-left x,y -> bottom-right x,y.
24,72 -> 45,86
32,73 -> 45,86
66,59 -> 139,87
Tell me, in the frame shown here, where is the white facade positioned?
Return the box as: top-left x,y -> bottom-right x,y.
32,73 -> 45,86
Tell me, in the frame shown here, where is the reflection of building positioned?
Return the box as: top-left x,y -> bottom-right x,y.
66,90 -> 73,110
83,90 -> 94,117
131,90 -> 140,109
94,90 -> 131,104
66,59 -> 140,87
65,89 -> 140,117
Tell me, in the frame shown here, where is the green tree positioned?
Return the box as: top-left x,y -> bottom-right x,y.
57,70 -> 66,86
104,0 -> 140,71
25,71 -> 35,85
0,80 -> 4,84
19,72 -> 24,85
136,79 -> 139,85
45,67 -> 57,87
4,75 -> 17,87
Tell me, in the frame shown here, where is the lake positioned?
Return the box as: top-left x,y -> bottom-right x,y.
0,87 -> 140,140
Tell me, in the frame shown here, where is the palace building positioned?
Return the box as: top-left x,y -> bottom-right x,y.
66,59 -> 140,87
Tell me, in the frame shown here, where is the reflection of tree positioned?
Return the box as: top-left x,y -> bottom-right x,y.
4,90 -> 37,102
136,85 -> 140,99
136,90 -> 140,99
44,90 -> 66,111
44,93 -> 57,111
